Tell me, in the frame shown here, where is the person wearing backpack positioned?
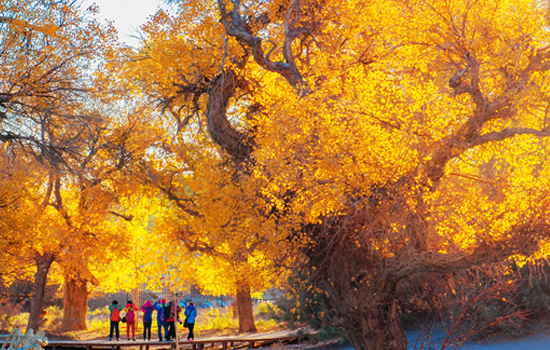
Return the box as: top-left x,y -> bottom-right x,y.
140,300 -> 155,341
153,299 -> 168,341
108,300 -> 124,341
164,300 -> 181,341
124,300 -> 137,341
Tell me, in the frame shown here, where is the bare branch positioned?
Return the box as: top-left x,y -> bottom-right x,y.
217,0 -> 307,92
108,211 -> 133,222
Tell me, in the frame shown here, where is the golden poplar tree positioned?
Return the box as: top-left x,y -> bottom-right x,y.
125,1 -> 550,349
0,0 -> 135,332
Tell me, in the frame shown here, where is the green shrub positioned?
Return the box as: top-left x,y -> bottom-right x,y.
5,312 -> 28,331
256,302 -> 278,317
89,306 -> 110,316
89,318 -> 109,333
255,318 -> 278,329
42,306 -> 63,330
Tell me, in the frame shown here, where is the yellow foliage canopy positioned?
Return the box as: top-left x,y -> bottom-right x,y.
129,0 -> 550,261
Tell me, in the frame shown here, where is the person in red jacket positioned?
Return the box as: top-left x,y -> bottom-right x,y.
124,301 -> 137,341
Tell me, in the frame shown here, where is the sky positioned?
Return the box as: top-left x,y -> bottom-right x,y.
81,0 -> 169,48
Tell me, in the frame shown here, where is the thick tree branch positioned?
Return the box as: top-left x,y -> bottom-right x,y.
206,70 -> 254,162
470,127 -> 550,147
217,0 -> 307,92
140,163 -> 204,218
53,177 -> 72,228
177,227 -> 231,260
426,49 -> 550,185
40,170 -> 54,210
392,222 -> 550,281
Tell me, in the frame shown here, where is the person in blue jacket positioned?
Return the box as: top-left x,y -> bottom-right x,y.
153,299 -> 168,341
140,300 -> 155,341
184,301 -> 197,341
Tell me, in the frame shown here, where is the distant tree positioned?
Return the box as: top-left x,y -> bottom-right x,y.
132,136 -> 291,332
0,0 -> 128,332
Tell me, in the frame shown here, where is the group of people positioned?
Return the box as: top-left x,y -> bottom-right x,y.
108,299 -> 197,342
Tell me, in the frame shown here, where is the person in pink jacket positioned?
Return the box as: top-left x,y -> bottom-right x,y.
124,300 -> 137,341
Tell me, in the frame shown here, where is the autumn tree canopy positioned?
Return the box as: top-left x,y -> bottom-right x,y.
0,0 -> 147,332
2,0 -> 550,349
126,0 -> 550,349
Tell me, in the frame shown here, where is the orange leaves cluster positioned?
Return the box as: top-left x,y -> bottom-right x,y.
3,0 -> 550,316
0,0 -> 152,297
117,0 -> 550,304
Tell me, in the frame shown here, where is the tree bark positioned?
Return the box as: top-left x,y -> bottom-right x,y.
230,295 -> 238,319
60,274 -> 89,331
206,70 -> 254,163
236,280 -> 257,333
27,252 -> 55,333
343,294 -> 407,350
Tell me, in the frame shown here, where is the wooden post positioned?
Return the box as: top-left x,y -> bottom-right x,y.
136,288 -> 140,337
173,294 -> 179,350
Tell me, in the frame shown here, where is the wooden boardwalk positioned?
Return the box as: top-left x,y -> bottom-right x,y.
1,330 -> 303,350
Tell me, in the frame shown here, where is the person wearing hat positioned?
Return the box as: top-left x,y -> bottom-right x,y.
153,299 -> 168,341
140,300 -> 155,341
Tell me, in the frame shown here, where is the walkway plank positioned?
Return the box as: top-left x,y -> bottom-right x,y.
0,330 -> 304,350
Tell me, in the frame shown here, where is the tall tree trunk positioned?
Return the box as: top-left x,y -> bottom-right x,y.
325,250 -> 408,350
343,295 -> 407,350
60,274 -> 89,331
27,252 -> 55,333
304,211 -> 411,350
236,280 -> 257,333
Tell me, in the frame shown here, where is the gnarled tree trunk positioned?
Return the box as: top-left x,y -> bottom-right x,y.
60,274 -> 89,331
236,279 -> 257,333
314,218 -> 408,350
27,252 -> 55,333
342,290 -> 407,350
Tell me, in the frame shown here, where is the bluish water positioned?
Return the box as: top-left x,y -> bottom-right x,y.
335,329 -> 550,350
